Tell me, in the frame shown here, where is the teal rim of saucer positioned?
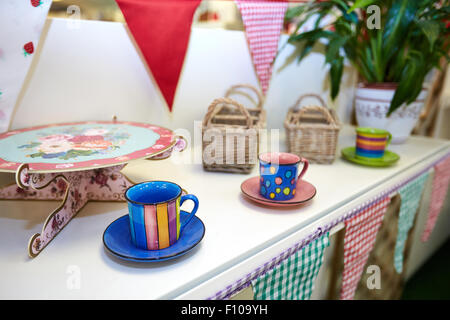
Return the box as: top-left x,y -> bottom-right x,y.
341,146 -> 400,167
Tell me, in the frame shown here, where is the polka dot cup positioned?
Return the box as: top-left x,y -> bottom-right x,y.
259,152 -> 309,201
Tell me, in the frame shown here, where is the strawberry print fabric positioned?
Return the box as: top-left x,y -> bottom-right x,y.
422,156 -> 450,242
235,0 -> 288,95
340,197 -> 390,300
0,0 -> 52,132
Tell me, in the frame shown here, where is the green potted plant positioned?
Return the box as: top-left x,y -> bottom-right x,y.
285,0 -> 449,143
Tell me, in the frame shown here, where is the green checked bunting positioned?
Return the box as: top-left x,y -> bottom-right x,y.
251,233 -> 330,300
394,172 -> 430,273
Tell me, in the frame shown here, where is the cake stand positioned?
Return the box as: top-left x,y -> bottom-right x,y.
0,120 -> 186,257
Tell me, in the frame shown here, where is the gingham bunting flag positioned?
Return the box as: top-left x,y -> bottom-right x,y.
251,232 -> 329,300
340,197 -> 390,300
394,172 -> 430,273
235,0 -> 288,95
422,156 -> 450,242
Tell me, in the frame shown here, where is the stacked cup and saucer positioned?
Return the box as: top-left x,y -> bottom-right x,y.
341,127 -> 400,167
241,152 -> 317,208
103,181 -> 204,262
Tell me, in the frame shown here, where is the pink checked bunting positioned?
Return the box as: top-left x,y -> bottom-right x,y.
235,0 -> 288,95
422,156 -> 450,242
340,197 -> 391,300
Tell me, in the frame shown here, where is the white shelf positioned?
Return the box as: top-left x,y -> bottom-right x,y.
0,125 -> 449,299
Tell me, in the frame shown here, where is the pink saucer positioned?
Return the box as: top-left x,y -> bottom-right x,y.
241,176 -> 316,207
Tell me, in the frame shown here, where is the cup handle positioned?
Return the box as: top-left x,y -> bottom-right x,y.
174,135 -> 188,153
298,158 -> 309,180
179,194 -> 199,235
386,132 -> 392,147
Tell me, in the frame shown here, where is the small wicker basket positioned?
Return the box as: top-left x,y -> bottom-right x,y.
223,83 -> 267,130
284,94 -> 341,164
202,97 -> 260,174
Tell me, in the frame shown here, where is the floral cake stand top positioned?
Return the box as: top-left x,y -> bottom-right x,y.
0,120 -> 179,173
0,120 -> 186,258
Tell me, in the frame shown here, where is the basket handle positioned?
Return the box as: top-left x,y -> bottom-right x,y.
292,94 -> 328,111
203,97 -> 254,128
291,105 -> 337,126
224,84 -> 264,110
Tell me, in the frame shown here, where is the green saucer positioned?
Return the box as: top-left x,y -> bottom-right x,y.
341,147 -> 400,167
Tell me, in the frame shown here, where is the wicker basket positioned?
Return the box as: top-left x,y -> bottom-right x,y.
284,94 -> 341,164
202,97 -> 260,174
224,84 -> 267,130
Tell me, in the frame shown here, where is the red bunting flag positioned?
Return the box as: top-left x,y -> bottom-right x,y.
235,0 -> 288,95
116,0 -> 201,112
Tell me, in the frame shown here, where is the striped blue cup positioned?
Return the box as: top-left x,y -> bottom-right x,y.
125,181 -> 199,250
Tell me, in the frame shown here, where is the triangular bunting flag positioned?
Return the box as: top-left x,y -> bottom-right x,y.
394,172 -> 429,273
251,233 -> 330,300
0,0 -> 52,132
340,197 -> 390,300
235,0 -> 288,95
116,0 -> 201,112
422,156 -> 450,242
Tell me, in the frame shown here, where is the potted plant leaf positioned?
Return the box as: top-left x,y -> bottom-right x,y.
285,0 -> 449,143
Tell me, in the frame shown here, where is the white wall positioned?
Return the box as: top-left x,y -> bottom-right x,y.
10,18 -> 357,133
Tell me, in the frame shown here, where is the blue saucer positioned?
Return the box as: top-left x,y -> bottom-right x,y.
103,211 -> 205,262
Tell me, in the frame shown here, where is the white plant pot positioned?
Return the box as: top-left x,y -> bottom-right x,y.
355,83 -> 427,144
